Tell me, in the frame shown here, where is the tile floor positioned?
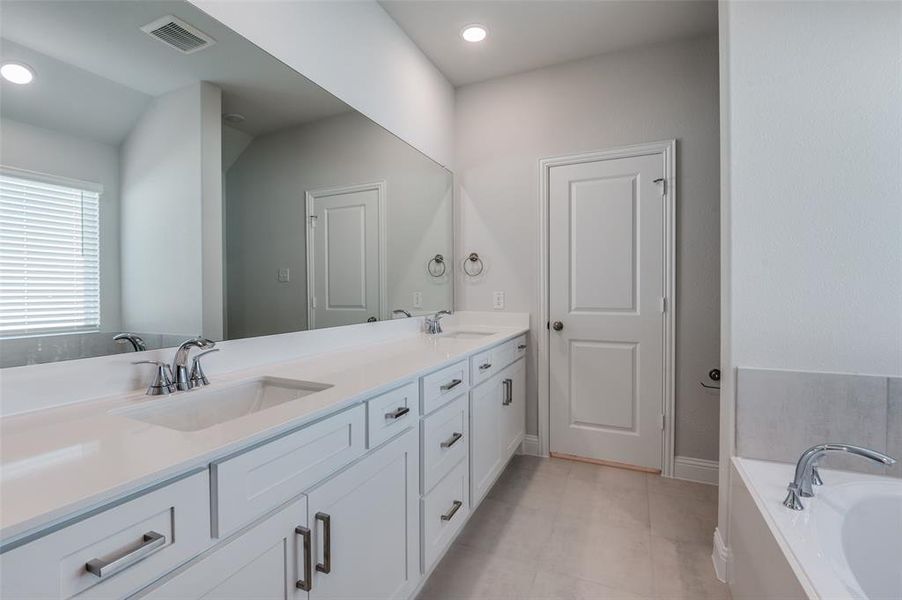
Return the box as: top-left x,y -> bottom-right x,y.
418,455 -> 730,599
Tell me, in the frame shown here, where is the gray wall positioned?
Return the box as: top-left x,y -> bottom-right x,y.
727,1 -> 901,378
225,111 -> 452,340
454,35 -> 721,461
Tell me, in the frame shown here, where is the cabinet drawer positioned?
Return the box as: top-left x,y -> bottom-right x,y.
470,349 -> 496,386
0,471 -> 210,600
421,459 -> 469,573
367,381 -> 418,448
421,394 -> 468,493
212,404 -> 365,538
511,334 -> 528,361
421,360 -> 468,415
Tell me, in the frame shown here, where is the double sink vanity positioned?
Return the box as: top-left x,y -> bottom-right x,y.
0,317 -> 528,599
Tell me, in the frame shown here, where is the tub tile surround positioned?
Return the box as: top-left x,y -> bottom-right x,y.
0,311 -> 527,543
736,368 -> 900,476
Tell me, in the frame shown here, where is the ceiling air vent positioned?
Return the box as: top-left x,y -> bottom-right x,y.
141,16 -> 215,54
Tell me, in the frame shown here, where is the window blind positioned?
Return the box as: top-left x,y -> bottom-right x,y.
0,170 -> 101,337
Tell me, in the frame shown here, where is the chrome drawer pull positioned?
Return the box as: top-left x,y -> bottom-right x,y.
441,432 -> 463,448
502,378 -> 513,406
85,531 -> 166,578
295,525 -> 312,591
385,406 -> 410,420
517,344 -> 527,350
441,500 -> 463,521
316,512 -> 331,574
440,378 -> 462,392
479,362 -> 492,371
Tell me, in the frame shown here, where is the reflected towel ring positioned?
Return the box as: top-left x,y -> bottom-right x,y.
462,252 -> 484,277
426,254 -> 446,277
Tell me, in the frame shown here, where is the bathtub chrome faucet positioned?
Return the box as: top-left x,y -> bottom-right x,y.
783,443 -> 896,510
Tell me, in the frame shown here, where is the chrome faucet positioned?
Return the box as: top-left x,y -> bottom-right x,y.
172,337 -> 216,391
425,310 -> 451,334
783,443 -> 896,510
114,332 -> 146,352
392,309 -> 412,318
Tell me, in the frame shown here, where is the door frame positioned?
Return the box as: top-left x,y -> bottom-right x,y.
536,140 -> 677,476
305,181 -> 388,328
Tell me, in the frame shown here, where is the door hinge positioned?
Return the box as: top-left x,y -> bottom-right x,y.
654,177 -> 666,196
659,297 -> 667,313
310,296 -> 317,309
309,215 -> 318,228
659,414 -> 666,430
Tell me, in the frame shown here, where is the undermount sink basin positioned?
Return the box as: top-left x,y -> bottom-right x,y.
440,330 -> 496,340
117,377 -> 332,432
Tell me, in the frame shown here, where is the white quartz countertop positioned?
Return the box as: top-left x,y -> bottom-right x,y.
0,323 -> 527,543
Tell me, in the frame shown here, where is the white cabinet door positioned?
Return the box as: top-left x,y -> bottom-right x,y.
469,376 -> 503,507
141,495 -> 309,600
501,358 -> 526,459
306,428 -> 419,600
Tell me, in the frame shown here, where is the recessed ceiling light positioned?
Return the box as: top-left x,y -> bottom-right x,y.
1,62 -> 34,85
461,25 -> 487,43
222,113 -> 246,123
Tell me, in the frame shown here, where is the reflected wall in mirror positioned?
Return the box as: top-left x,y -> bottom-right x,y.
0,0 -> 452,368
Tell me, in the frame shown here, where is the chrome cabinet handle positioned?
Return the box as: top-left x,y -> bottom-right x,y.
479,362 -> 492,371
315,512 -> 331,574
385,406 -> 410,420
85,531 -> 166,578
517,344 -> 527,350
441,432 -> 463,448
440,378 -> 462,392
441,500 -> 463,521
295,525 -> 312,591
502,378 -> 513,406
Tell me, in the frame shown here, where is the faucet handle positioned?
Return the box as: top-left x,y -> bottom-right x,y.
133,360 -> 175,396
189,349 -> 219,388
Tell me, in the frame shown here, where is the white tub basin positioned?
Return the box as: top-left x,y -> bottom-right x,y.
813,481 -> 902,599
117,377 -> 332,432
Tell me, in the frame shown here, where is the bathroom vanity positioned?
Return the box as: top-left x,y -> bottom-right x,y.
0,320 -> 528,598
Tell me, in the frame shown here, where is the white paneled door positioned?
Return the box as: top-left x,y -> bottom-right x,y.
307,182 -> 385,329
548,152 -> 666,471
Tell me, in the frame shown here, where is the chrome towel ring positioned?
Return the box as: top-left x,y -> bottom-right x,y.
427,254 -> 446,277
462,252 -> 484,277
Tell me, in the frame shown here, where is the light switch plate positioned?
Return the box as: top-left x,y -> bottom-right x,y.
413,291 -> 423,308
277,267 -> 290,282
492,291 -> 505,310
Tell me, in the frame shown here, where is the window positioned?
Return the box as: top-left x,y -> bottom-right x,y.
0,168 -> 101,337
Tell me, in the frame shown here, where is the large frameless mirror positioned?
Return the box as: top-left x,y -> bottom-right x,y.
0,0 -> 453,368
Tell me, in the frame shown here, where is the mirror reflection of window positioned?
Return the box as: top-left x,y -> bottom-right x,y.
0,169 -> 101,337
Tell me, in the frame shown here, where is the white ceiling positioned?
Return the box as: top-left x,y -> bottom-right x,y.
0,0 -> 349,143
380,0 -> 718,87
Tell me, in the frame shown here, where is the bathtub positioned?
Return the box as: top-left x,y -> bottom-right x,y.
730,457 -> 902,600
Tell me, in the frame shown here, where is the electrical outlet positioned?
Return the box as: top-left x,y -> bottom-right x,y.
277,267 -> 290,283
413,291 -> 423,309
492,291 -> 505,310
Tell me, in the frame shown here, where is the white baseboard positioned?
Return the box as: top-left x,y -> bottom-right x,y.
673,455 -> 719,485
519,434 -> 540,456
712,527 -> 730,583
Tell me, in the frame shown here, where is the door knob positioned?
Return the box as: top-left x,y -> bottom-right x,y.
552,321 -> 564,331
